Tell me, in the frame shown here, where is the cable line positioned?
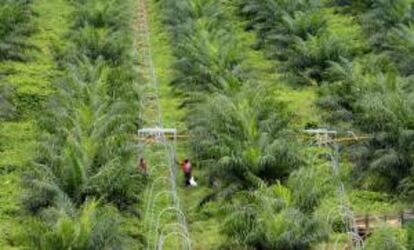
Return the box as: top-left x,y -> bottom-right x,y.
135,0 -> 191,249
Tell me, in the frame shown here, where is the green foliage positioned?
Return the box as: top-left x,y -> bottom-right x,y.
159,0 -> 303,190
284,30 -> 360,85
366,226 -> 406,250
172,26 -> 246,93
158,1 -> 329,247
222,184 -> 329,249
158,0 -> 247,96
348,190 -> 402,215
189,87 -> 302,187
385,24 -> 414,75
288,160 -> 336,213
69,27 -> 130,63
407,222 -> 414,249
63,0 -> 134,65
238,0 -> 365,85
317,58 -> 360,124
23,58 -> 142,211
326,0 -> 373,11
0,84 -> 16,121
362,0 -> 414,49
337,0 -> 414,77
0,0 -> 144,248
21,0 -> 144,247
160,0 -> 414,248
350,74 -> 414,193
24,200 -> 128,250
0,0 -> 34,61
72,0 -> 132,30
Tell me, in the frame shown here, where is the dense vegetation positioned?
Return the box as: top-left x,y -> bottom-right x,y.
1,0 -> 145,248
0,0 -> 34,61
157,0 -> 333,248
0,0 -> 31,120
2,0 -> 414,249
157,0 -> 414,249
24,1 -> 143,249
237,0 -> 414,196
157,0 -> 301,187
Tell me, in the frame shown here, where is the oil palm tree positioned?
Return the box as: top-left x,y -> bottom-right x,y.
222,183 -> 329,249
23,0 -> 142,248
26,59 -> 142,211
362,0 -> 414,49
238,0 -> 322,47
158,0 -> 246,97
64,0 -> 134,65
72,0 -> 132,30
0,84 -> 16,121
0,0 -> 34,61
24,200 -> 130,250
172,26 -> 246,95
385,24 -> 414,76
352,73 -> 414,192
317,57 -> 366,124
238,0 -> 366,85
288,159 -> 337,213
189,84 -> 302,188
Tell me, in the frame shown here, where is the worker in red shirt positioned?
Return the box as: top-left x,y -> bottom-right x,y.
181,159 -> 192,186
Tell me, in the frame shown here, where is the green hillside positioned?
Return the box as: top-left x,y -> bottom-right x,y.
1,0 -> 414,249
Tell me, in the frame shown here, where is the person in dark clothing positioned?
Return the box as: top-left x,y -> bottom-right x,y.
139,157 -> 148,176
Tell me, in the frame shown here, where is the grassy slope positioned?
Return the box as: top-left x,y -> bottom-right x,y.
0,0 -> 72,248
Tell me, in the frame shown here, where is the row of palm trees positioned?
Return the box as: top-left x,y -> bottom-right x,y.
0,0 -> 34,61
22,0 -> 144,248
157,0 -> 306,191
158,0 -> 302,187
0,0 -> 33,121
157,0 -> 334,248
158,0 -> 248,97
159,0 -> 414,248
333,0 -> 414,75
222,183 -> 330,249
320,0 -> 414,197
239,0 -> 414,247
238,0 -> 365,85
238,0 -> 414,195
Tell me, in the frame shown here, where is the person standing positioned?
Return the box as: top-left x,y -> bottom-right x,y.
139,157 -> 148,176
181,159 -> 192,186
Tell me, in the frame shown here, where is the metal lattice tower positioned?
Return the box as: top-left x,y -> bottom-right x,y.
136,0 -> 161,127
305,129 -> 365,250
135,0 -> 191,249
